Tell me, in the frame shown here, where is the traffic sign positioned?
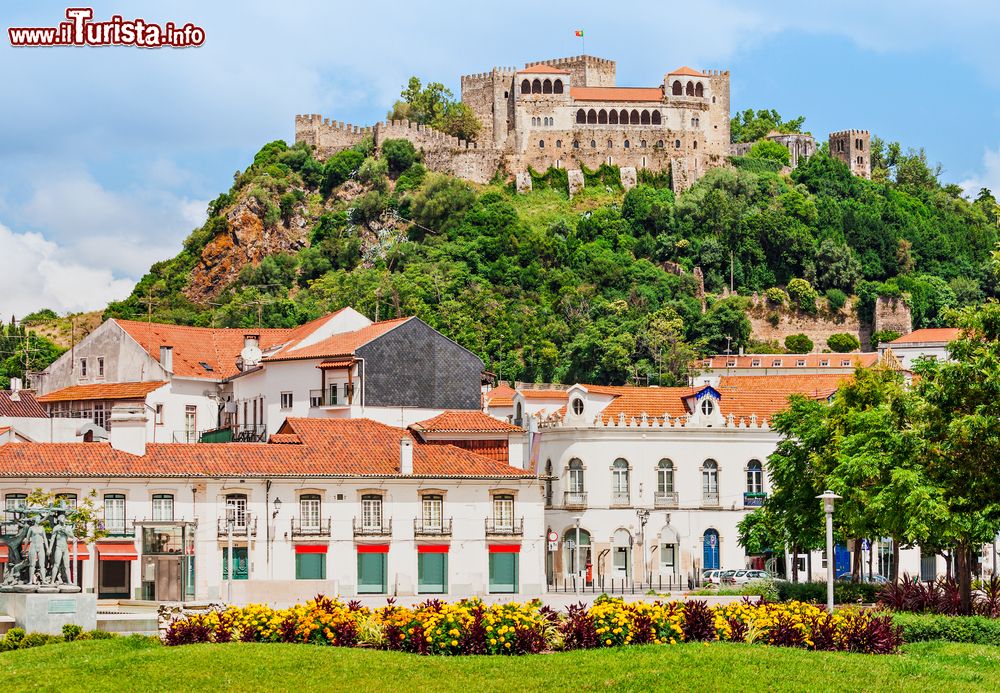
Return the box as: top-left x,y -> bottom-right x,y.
547,530 -> 558,542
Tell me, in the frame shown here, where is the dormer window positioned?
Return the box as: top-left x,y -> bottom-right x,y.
726,359 -> 736,367
751,359 -> 761,367
841,359 -> 852,367
700,398 -> 715,417
702,360 -> 711,368
820,359 -> 830,367
571,397 -> 584,416
772,359 -> 783,367
796,359 -> 806,367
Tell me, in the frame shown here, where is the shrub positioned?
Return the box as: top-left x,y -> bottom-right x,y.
321,149 -> 365,194
18,632 -> 59,649
892,612 -> 1000,645
356,156 -> 389,191
825,288 -> 848,312
827,333 -> 860,352
748,139 -> 791,167
381,139 -> 418,176
870,329 -> 902,347
395,163 -> 426,194
766,312 -> 781,327
775,580 -> 879,605
876,576 -> 1000,617
62,624 -> 83,642
764,287 -> 787,306
784,333 -> 814,354
786,278 -> 818,314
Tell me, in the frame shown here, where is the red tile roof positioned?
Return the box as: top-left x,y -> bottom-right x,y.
519,63 -> 571,75
570,86 -> 664,102
699,353 -> 877,369
116,319 -> 294,380
890,328 -> 961,344
410,411 -> 523,434
0,391 -> 48,418
669,66 -> 707,77
36,381 -> 168,403
483,383 -> 515,408
264,318 -> 411,362
0,418 -> 533,479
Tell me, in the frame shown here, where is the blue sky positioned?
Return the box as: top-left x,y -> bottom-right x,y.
2,1 -> 999,315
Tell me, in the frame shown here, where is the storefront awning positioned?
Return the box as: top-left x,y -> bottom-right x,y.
294,544 -> 328,554
96,542 -> 138,561
488,544 -> 521,553
417,544 -> 449,553
0,544 -> 90,562
356,544 -> 389,554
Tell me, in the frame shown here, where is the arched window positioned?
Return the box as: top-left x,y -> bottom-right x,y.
703,528 -> 720,570
702,460 -> 719,504
539,139 -> 545,148
598,109 -> 608,124
530,117 -> 536,126
674,139 -> 681,149
657,459 -> 675,495
700,397 -> 714,416
543,78 -> 552,94
612,458 -> 630,504
531,79 -> 542,94
657,139 -> 664,148
609,110 -> 619,124
607,139 -> 613,148
640,110 -> 651,125
564,527 -> 591,576
521,79 -> 530,94
652,111 -> 662,125
619,109 -> 628,124
515,402 -> 523,426
693,140 -> 698,149
623,139 -> 630,149
685,81 -> 695,96
672,80 -> 682,95
747,460 -> 763,494
590,139 -> 596,148
555,139 -> 562,148
640,140 -> 647,148
573,140 -> 580,149
630,110 -> 640,125
695,82 -> 704,97
553,79 -> 564,94
567,459 -> 585,506
576,109 -> 586,124
587,109 -> 597,124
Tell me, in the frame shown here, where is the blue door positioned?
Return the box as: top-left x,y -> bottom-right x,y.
834,543 -> 851,577
703,529 -> 720,570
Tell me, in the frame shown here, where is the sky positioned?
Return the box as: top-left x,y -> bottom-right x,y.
2,0 -> 999,317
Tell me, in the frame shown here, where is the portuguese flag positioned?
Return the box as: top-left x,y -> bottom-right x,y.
574,30 -> 584,37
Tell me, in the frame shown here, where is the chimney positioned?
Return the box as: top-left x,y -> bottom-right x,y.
9,377 -> 21,401
109,404 -> 148,456
400,436 -> 413,475
160,346 -> 174,373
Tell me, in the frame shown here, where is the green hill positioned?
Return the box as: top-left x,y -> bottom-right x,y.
102,135 -> 1000,386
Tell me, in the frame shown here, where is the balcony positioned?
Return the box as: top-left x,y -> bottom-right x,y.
99,518 -> 136,538
563,491 -> 588,510
353,518 -> 392,536
413,518 -> 452,537
216,516 -> 257,538
291,518 -> 331,538
654,491 -> 679,509
702,492 -> 720,508
485,517 -> 523,537
611,491 -> 631,507
744,492 -> 767,508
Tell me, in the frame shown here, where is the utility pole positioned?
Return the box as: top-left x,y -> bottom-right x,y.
730,251 -> 734,293
138,288 -> 158,323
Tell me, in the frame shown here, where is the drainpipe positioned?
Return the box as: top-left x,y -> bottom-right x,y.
265,480 -> 272,578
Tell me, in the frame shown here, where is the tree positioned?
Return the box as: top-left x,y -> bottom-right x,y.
786,278 -> 818,314
381,138 -> 418,176
24,489 -> 107,544
827,333 -> 860,352
388,77 -> 482,142
737,507 -> 785,556
784,333 -> 814,353
434,102 -> 482,142
748,139 -> 790,167
814,239 -> 861,292
730,108 -> 806,144
641,308 -> 698,386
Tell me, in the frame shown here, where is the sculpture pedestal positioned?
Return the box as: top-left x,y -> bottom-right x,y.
0,592 -> 96,635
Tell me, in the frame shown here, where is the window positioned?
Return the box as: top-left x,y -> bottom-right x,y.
154,404 -> 164,425
598,109 -> 607,124
309,390 -> 323,408
590,139 -> 596,148
568,459 -> 584,493
531,79 -> 541,94
571,397 -> 584,416
685,81 -> 694,96
607,139 -> 613,148
657,459 -> 674,493
296,552 -> 326,580
576,109 -> 585,124
493,494 -> 514,530
80,358 -> 87,377
657,139 -> 664,148
820,359 -> 830,367
152,494 -> 174,521
674,139 -> 681,149
611,459 -> 630,504
521,79 -> 530,94
104,493 -> 125,534
5,493 -> 26,518
661,544 -> 676,571
693,140 -> 698,149
328,383 -> 338,405
587,109 -> 597,124
421,494 -> 443,530
700,398 -> 715,416
747,460 -> 763,493
672,80 -> 682,95
97,357 -> 105,378
280,392 -> 293,410
300,494 -> 321,531
93,402 -> 108,430
652,111 -> 662,125
225,493 -> 248,528
726,358 -> 736,367
542,78 -> 552,94
695,82 -> 704,97
544,460 -> 553,506
555,139 -> 562,148
623,139 -> 630,149
772,359 -> 783,367
184,405 -> 197,440
796,359 -> 806,367
841,359 -> 852,367
361,494 -> 382,530
553,79 -> 563,94
538,139 -> 544,148
702,460 -> 719,503
751,358 -> 761,367
564,528 -> 592,576
573,140 -> 580,149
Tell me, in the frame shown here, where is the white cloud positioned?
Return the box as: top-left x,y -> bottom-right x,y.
960,146 -> 1000,198
0,223 -> 134,316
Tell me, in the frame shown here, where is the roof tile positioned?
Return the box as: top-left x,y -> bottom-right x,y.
36,381 -> 167,403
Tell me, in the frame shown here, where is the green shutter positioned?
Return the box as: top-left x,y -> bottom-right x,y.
488,553 -> 518,593
222,547 -> 249,580
357,553 -> 386,594
295,553 -> 326,580
417,553 -> 447,594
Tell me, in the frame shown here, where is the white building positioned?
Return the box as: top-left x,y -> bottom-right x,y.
0,407 -> 543,603
879,328 -> 961,370
0,381 -> 80,442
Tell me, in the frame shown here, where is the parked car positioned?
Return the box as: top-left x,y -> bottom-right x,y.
837,571 -> 889,584
701,569 -> 723,586
723,569 -> 772,586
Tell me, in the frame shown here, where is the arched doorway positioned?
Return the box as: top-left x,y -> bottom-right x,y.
703,529 -> 720,570
612,528 -> 632,580
563,527 -> 592,582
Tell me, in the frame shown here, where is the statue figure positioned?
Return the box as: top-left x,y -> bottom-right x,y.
1,511 -> 31,586
48,514 -> 74,585
25,515 -> 49,585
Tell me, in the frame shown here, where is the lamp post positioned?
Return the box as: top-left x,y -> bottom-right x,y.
226,505 -> 235,604
817,490 -> 841,613
636,508 -> 650,583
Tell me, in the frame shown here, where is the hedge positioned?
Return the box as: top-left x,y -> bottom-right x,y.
892,612 -> 1000,646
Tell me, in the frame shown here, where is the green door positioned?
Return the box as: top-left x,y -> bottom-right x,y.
222,547 -> 248,580
417,552 -> 447,594
357,552 -> 387,594
296,553 -> 326,580
488,552 -> 518,593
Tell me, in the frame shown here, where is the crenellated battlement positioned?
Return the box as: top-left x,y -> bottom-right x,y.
830,129 -> 870,137
525,54 -> 616,68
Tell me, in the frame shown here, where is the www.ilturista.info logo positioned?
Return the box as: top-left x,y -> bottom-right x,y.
8,8 -> 205,48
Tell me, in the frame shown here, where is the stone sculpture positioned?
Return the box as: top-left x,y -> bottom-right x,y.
0,503 -> 82,593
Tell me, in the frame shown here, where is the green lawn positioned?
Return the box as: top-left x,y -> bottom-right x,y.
4,638 -> 1000,692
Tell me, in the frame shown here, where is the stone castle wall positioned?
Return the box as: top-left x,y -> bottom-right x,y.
747,296 -> 870,350
873,296 -> 912,337
294,115 -> 373,158
523,55 -> 617,87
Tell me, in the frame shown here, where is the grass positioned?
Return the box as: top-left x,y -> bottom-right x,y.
503,185 -> 623,231
4,638 -> 1000,692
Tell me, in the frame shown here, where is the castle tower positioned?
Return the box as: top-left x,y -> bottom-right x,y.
829,130 -> 871,179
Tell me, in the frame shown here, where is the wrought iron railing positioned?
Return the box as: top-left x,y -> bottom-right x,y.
485,517 -> 523,537
702,491 -> 720,507
100,518 -> 135,537
291,517 -> 331,537
654,491 -> 679,508
744,492 -> 767,507
353,518 -> 392,536
563,491 -> 588,509
413,518 -> 452,536
217,515 -> 257,537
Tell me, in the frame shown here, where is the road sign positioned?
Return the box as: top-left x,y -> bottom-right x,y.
547,530 -> 558,542
547,541 -> 558,551
862,540 -> 871,551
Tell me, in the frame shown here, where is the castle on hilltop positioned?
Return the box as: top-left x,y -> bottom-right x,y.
295,55 -> 869,193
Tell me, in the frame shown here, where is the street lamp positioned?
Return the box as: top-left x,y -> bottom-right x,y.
636,509 -> 650,584
817,490 -> 841,613
272,497 -> 282,519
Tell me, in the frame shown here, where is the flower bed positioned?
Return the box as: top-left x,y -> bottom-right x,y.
164,596 -> 903,655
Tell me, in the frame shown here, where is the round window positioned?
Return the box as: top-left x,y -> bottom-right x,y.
700,398 -> 715,416
571,398 -> 584,416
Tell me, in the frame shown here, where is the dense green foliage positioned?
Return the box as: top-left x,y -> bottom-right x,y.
783,333 -> 813,354
0,319 -> 64,389
826,333 -> 860,352
730,109 -> 807,144
387,77 -> 482,142
892,612 -> 1000,645
774,580 -> 880,605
